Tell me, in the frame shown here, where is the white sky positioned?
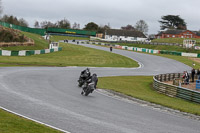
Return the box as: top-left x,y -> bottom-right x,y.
2,0 -> 200,34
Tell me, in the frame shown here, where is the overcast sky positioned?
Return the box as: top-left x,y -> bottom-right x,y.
2,0 -> 200,34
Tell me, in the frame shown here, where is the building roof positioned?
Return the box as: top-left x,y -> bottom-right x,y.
156,29 -> 200,37
105,29 -> 146,38
156,31 -> 163,36
163,29 -> 186,34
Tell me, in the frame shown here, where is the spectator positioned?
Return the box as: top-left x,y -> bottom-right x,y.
110,46 -> 113,52
183,71 -> 189,85
197,69 -> 200,80
191,68 -> 195,82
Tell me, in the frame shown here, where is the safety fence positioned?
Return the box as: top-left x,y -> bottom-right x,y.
94,40 -> 182,46
153,73 -> 200,104
84,41 -> 200,58
0,47 -> 62,56
47,27 -> 96,36
0,21 -> 46,36
48,33 -> 89,38
0,21 -> 96,36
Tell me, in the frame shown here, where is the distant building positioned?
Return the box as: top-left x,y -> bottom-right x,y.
155,29 -> 200,39
104,29 -> 147,42
96,33 -> 104,38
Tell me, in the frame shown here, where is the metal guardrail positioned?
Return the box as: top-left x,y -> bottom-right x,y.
153,73 -> 200,104
90,40 -> 182,46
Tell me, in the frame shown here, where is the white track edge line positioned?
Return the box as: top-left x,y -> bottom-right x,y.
0,106 -> 71,133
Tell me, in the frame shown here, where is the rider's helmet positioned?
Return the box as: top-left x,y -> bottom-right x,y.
86,68 -> 90,73
93,73 -> 97,77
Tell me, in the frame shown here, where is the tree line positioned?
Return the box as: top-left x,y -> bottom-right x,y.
0,14 -> 149,34
0,0 -> 192,34
0,14 -> 189,35
1,15 -> 29,27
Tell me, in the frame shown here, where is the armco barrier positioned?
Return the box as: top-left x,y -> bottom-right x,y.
153,73 -> 200,104
88,41 -> 200,58
11,51 -> 19,56
181,52 -> 198,57
0,47 -> 62,56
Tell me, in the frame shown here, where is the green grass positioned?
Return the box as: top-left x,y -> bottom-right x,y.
130,46 -> 200,69
94,42 -> 200,69
152,38 -> 200,44
1,32 -> 49,51
98,76 -> 200,115
0,33 -> 200,131
0,109 -> 62,133
154,54 -> 200,69
0,43 -> 139,67
152,38 -> 184,44
50,35 -> 89,42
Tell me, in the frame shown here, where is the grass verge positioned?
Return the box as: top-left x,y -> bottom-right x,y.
155,54 -> 200,69
50,35 -> 89,42
98,76 -> 200,115
0,109 -> 62,133
0,43 -> 138,67
94,43 -> 200,69
152,38 -> 200,44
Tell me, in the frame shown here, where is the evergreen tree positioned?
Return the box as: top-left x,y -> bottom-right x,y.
159,15 -> 187,30
84,22 -> 99,31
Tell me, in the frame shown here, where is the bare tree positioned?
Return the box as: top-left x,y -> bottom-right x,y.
34,21 -> 40,28
0,0 -> 2,16
1,15 -> 28,27
40,21 -> 56,29
18,18 -> 28,27
56,18 -> 70,29
135,20 -> 149,35
98,24 -> 110,33
121,24 -> 135,30
72,22 -> 80,29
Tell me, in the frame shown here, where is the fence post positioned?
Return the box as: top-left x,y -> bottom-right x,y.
153,74 -> 200,104
164,74 -> 167,81
168,74 -> 171,81
160,74 -> 163,82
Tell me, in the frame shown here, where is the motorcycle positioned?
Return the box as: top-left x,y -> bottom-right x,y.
81,82 -> 95,96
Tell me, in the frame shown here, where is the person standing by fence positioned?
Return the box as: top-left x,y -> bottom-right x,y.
197,69 -> 200,80
191,68 -> 196,82
183,71 -> 189,85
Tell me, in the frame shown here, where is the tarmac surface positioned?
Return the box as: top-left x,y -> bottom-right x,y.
0,41 -> 199,133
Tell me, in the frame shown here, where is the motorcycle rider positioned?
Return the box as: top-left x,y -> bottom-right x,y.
82,73 -> 98,94
78,68 -> 91,87
91,73 -> 98,89
80,68 -> 91,80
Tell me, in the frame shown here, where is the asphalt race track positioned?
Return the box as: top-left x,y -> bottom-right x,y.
0,42 -> 199,133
